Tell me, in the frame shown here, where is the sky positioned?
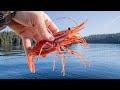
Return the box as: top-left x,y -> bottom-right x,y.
45,11 -> 120,36
3,11 -> 120,37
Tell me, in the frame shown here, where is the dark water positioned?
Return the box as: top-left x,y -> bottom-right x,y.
0,44 -> 120,79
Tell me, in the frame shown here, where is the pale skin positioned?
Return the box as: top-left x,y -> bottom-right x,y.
8,11 -> 59,56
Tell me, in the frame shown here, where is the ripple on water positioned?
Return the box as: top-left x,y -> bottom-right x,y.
0,44 -> 120,79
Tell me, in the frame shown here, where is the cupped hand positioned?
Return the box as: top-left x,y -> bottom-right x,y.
8,11 -> 59,55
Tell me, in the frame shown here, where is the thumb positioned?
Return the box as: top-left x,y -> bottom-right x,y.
36,16 -> 55,41
40,28 -> 55,41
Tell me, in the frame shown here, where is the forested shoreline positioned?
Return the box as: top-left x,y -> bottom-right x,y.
84,33 -> 120,44
0,31 -> 120,51
0,31 -> 23,51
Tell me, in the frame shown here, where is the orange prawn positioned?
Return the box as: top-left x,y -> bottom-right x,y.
27,17 -> 90,75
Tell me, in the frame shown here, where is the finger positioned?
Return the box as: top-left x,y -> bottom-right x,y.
33,33 -> 43,42
36,15 -> 55,41
44,14 -> 59,34
9,20 -> 36,38
8,20 -> 26,34
22,37 -> 32,56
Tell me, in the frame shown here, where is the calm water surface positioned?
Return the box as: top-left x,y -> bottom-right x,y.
0,44 -> 120,79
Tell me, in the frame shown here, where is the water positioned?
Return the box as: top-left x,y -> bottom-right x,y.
0,44 -> 120,79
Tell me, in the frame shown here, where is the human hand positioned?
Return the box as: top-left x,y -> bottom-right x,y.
8,11 -> 59,55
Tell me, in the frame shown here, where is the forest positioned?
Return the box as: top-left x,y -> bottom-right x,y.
0,31 -> 23,51
84,33 -> 120,44
0,31 -> 120,51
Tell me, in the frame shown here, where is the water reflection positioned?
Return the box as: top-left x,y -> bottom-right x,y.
0,44 -> 120,79
0,46 -> 25,56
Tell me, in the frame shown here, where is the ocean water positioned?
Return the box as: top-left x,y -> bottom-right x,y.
0,44 -> 120,79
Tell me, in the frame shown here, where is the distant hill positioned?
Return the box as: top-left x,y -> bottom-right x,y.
84,33 -> 120,44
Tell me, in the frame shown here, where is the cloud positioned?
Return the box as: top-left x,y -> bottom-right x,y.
111,16 -> 120,23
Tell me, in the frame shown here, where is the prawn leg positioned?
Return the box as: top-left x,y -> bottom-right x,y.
61,46 -> 90,67
53,51 -> 58,71
57,48 -> 66,76
37,44 -> 46,60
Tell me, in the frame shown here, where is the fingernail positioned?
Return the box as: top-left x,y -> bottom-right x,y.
48,35 -> 55,41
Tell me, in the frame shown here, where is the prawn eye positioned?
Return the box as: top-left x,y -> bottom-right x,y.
68,27 -> 71,30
